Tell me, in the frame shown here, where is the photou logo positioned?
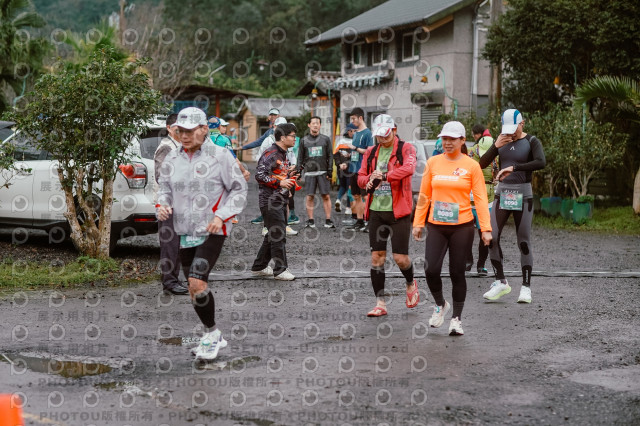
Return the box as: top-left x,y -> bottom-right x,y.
302,356 -> 319,374
338,356 -> 355,373
375,355 -> 392,373
376,322 -> 393,339
229,390 -> 246,407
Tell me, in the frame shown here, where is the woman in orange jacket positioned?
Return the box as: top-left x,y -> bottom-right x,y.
412,121 -> 492,336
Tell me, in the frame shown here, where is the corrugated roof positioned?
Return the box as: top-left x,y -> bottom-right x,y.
305,0 -> 475,47
239,98 -> 308,118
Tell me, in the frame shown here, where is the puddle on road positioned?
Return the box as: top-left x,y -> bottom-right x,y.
0,353 -> 112,378
194,355 -> 261,371
327,336 -> 351,341
158,336 -> 200,346
570,365 -> 640,392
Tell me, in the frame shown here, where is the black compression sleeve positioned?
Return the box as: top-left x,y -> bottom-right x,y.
514,137 -> 546,171
479,143 -> 499,169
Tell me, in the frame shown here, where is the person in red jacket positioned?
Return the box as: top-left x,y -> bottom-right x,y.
357,114 -> 418,317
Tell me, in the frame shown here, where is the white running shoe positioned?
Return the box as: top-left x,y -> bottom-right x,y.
517,286 -> 532,303
344,207 -> 352,215
335,199 -> 341,212
252,266 -> 274,276
286,226 -> 298,235
483,280 -> 511,300
261,227 -> 268,236
274,269 -> 295,281
428,301 -> 450,328
448,317 -> 464,336
194,329 -> 227,360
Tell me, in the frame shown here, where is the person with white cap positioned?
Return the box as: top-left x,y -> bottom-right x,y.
157,107 -> 248,360
241,107 -> 280,152
219,117 -> 230,136
412,120 -> 492,336
478,109 -> 546,304
357,114 -> 418,317
208,116 -> 250,182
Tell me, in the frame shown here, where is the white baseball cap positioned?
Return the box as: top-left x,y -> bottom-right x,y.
372,114 -> 396,137
501,109 -> 523,135
268,108 -> 280,115
219,118 -> 229,126
274,117 -> 287,126
172,107 -> 207,129
437,121 -> 466,138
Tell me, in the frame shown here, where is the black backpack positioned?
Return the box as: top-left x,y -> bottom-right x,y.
366,140 -> 405,174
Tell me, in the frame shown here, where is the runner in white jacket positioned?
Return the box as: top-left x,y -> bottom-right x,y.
156,107 -> 248,361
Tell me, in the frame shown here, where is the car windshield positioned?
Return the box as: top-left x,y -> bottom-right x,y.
0,128 -> 13,142
138,128 -> 168,159
10,133 -> 43,161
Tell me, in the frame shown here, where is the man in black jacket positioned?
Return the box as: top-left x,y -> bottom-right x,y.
297,116 -> 334,228
250,123 -> 298,281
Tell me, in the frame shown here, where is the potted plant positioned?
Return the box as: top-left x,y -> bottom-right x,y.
573,195 -> 594,224
561,197 -> 574,220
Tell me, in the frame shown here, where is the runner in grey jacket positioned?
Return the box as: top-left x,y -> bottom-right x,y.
156,107 -> 248,361
157,142 -> 247,237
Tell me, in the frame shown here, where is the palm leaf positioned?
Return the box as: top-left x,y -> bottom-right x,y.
575,76 -> 640,124
1,0 -> 33,21
11,10 -> 45,29
576,76 -> 639,105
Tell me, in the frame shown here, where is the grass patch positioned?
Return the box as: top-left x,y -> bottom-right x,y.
534,206 -> 640,234
0,256 -> 159,289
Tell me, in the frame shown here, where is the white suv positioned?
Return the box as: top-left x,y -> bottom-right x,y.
0,117 -> 168,252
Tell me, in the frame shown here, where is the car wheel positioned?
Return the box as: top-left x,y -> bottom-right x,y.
75,194 -> 102,227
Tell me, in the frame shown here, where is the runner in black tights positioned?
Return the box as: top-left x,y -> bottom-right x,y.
479,109 -> 546,304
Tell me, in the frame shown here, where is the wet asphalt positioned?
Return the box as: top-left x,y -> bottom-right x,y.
1,173 -> 639,425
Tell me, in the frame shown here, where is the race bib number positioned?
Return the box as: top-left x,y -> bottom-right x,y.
350,151 -> 360,162
374,181 -> 391,197
309,146 -> 323,157
499,190 -> 523,211
180,235 -> 206,248
433,201 -> 459,223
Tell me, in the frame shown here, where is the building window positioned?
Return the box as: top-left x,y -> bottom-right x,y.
402,33 -> 419,62
352,42 -> 365,68
372,41 -> 389,65
420,105 -> 442,139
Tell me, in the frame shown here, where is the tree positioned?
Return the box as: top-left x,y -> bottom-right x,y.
0,0 -> 49,114
63,20 -> 129,70
575,76 -> 640,213
526,109 -> 564,197
8,48 -> 164,258
0,141 -> 21,191
483,0 -> 640,113
152,0 -> 385,95
549,108 -> 624,197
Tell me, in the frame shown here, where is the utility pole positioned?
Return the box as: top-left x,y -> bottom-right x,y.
489,0 -> 502,112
